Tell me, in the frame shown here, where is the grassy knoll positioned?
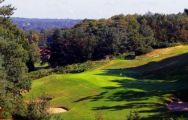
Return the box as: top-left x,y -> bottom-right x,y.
25,45 -> 188,120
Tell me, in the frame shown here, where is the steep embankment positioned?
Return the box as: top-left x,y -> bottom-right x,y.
25,45 -> 188,120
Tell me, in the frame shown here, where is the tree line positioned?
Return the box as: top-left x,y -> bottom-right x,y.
47,10 -> 188,66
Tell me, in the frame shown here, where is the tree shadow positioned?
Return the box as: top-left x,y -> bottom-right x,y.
96,53 -> 188,81
92,102 -> 165,111
73,92 -> 108,103
89,53 -> 188,119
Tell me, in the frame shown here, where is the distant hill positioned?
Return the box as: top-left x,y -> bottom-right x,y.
11,17 -> 82,31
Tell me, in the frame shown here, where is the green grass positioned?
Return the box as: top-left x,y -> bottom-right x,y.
25,45 -> 188,120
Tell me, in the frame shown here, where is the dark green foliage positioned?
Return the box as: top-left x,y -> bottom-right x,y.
25,30 -> 41,72
0,35 -> 30,118
10,95 -> 53,120
0,25 -> 30,119
56,64 -> 86,74
29,60 -> 108,80
0,93 -> 28,119
0,0 -> 33,119
29,69 -> 53,80
48,10 -> 188,67
56,60 -> 108,74
135,46 -> 153,55
27,96 -> 49,120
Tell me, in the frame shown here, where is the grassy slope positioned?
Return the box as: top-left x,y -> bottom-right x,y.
25,45 -> 188,120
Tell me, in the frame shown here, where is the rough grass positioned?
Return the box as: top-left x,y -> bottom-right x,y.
25,45 -> 188,120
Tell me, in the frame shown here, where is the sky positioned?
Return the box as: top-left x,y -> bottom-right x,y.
3,0 -> 188,19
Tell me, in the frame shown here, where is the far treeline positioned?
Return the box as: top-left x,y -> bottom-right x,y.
42,9 -> 188,67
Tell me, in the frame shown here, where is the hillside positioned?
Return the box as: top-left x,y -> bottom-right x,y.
11,17 -> 81,31
25,45 -> 188,120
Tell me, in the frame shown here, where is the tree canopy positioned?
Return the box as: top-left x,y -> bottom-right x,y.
0,0 -> 31,118
48,10 -> 188,66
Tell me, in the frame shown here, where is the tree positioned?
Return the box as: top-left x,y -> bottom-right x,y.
0,32 -> 30,119
48,10 -> 188,67
184,8 -> 188,15
0,0 -> 31,118
26,31 -> 40,71
0,0 -> 15,18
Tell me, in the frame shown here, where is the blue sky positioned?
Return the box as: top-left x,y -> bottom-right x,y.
3,0 -> 188,19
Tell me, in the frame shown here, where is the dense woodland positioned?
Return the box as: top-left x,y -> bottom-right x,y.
47,10 -> 188,66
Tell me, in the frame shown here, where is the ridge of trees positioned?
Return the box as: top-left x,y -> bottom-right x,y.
48,10 -> 188,66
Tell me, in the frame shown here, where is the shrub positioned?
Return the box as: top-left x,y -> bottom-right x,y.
27,96 -> 49,120
29,69 -> 54,80
55,64 -> 85,74
0,94 -> 27,120
153,42 -> 171,48
56,60 -> 108,74
135,46 -> 153,55
116,52 -> 135,60
0,111 -> 11,119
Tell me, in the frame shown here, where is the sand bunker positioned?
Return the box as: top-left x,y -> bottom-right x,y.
47,107 -> 68,114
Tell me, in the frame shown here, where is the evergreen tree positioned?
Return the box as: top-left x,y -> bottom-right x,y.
0,0 -> 31,118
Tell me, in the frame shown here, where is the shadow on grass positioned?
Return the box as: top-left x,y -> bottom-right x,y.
97,53 -> 188,81
75,53 -> 188,119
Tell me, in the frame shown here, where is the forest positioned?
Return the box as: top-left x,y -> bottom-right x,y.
47,10 -> 188,66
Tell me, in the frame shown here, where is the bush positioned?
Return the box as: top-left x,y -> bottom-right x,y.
55,64 -> 85,74
0,111 -> 11,119
153,42 -> 171,48
30,60 -> 108,78
27,96 -> 49,120
56,60 -> 108,74
135,46 -> 153,55
0,94 -> 27,120
116,52 -> 135,60
29,69 -> 54,80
